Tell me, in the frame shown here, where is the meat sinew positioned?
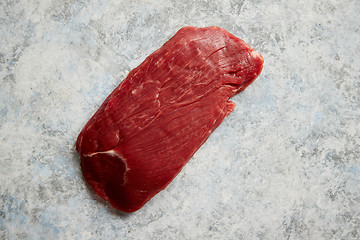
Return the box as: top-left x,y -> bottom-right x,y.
76,26 -> 264,213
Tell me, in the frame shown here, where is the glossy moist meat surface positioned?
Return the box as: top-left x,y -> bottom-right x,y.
76,26 -> 264,213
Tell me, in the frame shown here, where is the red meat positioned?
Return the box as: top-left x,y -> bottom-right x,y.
76,26 -> 263,213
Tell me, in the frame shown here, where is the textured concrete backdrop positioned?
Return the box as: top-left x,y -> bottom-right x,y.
1,0 -> 359,239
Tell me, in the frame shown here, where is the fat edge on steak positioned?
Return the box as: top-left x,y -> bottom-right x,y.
76,26 -> 264,213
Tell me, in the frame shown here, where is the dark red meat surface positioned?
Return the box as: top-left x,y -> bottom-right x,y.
76,26 -> 263,212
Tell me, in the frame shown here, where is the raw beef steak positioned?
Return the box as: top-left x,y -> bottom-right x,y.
76,26 -> 264,213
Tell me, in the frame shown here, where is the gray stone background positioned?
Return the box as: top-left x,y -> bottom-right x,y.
1,0 -> 359,239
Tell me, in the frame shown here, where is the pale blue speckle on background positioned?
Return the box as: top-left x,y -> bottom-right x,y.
1,0 -> 360,239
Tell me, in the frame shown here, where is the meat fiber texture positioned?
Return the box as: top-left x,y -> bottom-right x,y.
76,26 -> 264,213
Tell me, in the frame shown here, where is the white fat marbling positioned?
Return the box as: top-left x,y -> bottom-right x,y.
1,0 -> 359,239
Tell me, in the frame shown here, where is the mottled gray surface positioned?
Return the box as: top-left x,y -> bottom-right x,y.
1,0 -> 359,239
